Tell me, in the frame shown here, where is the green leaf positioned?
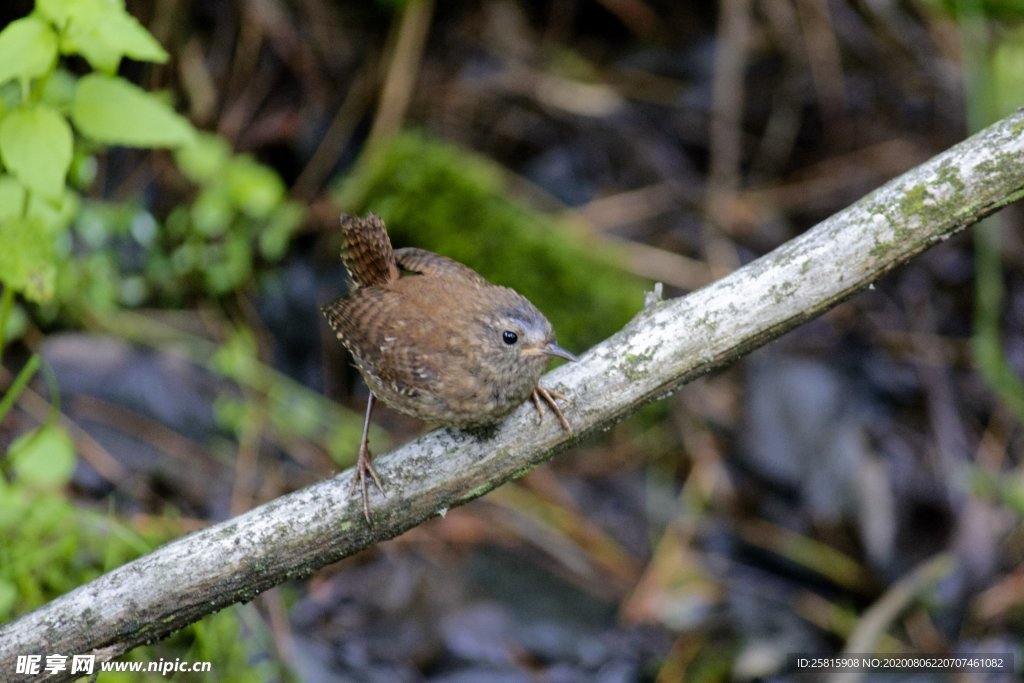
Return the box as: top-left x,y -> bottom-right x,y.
0,105 -> 73,200
27,186 -> 79,234
0,16 -> 58,87
0,175 -> 26,222
174,132 -> 231,184
259,201 -> 306,260
37,0 -> 95,28
211,329 -> 259,383
7,423 -> 76,489
190,188 -> 233,237
0,216 -> 57,302
1,301 -> 27,346
225,156 -> 285,219
39,0 -> 167,73
71,74 -> 195,147
95,6 -> 168,64
40,68 -> 78,110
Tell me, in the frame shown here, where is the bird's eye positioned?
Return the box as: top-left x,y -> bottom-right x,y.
502,330 -> 518,345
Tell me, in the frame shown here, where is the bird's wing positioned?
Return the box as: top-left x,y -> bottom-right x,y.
394,247 -> 488,287
320,287 -> 441,392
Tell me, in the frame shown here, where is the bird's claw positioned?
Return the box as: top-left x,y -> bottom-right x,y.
349,443 -> 385,524
531,385 -> 572,433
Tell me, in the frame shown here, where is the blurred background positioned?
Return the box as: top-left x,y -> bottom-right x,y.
1,0 -> 1023,681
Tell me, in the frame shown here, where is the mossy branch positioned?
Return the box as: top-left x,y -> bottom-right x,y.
3,111 -> 1024,680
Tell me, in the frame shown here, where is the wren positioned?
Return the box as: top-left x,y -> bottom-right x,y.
322,213 -> 577,521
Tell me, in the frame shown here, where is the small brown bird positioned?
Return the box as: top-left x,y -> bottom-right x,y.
322,214 -> 576,521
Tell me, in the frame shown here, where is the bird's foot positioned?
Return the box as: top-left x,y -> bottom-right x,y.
349,442 -> 385,524
531,385 -> 572,433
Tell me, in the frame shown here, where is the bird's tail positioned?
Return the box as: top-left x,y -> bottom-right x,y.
340,213 -> 399,288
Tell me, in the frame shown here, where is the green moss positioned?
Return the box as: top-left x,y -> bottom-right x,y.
767,279 -> 798,304
896,184 -> 928,214
935,160 -> 967,195
459,481 -> 498,503
333,131 -> 648,351
1010,115 -> 1024,138
621,348 -> 656,381
869,234 -> 894,259
868,183 -> 936,259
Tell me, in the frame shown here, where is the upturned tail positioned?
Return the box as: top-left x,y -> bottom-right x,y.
340,213 -> 399,288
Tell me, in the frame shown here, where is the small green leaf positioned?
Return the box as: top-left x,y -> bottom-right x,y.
0,16 -> 58,87
71,74 -> 195,147
7,423 -> 76,489
95,7 -> 168,64
40,0 -> 166,73
259,201 -> 306,260
225,156 -> 285,219
0,175 -> 27,222
190,188 -> 233,237
1,301 -> 27,345
0,216 -> 57,302
37,0 -> 95,28
175,132 -> 231,184
68,149 -> 98,189
211,329 -> 259,383
212,395 -> 247,434
0,105 -> 73,200
203,234 -> 253,295
64,35 -> 119,75
27,186 -> 79,235
40,68 -> 78,110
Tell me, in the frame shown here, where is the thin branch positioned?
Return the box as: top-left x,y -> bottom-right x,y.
3,110 -> 1024,680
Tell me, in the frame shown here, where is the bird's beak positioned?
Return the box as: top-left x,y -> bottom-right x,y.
541,341 -> 578,362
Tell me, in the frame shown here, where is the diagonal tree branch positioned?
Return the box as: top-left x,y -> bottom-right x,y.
3,111 -> 1024,681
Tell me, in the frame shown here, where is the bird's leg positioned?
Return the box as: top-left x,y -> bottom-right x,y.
531,385 -> 572,433
351,393 -> 385,523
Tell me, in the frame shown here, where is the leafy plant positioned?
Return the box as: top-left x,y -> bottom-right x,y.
0,416 -> 274,681
0,0 -> 306,323
0,4 -> 306,677
0,0 -> 193,307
